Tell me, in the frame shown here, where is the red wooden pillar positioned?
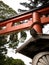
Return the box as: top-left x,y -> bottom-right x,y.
32,12 -> 42,34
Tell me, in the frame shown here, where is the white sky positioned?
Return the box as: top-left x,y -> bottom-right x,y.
2,0 -> 29,13
1,0 -> 49,65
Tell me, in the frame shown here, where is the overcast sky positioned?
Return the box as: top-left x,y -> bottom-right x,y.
2,0 -> 29,13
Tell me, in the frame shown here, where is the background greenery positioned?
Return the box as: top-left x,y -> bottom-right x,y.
0,1 -> 26,65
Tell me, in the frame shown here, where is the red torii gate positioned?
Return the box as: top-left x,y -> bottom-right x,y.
0,5 -> 49,35
0,3 -> 49,65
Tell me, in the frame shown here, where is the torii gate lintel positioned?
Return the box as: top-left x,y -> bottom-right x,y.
0,6 -> 49,35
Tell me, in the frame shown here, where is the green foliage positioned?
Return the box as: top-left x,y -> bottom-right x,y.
0,35 -> 7,54
4,57 -> 25,65
0,1 -> 26,65
18,0 -> 49,12
0,1 -> 17,21
0,53 -> 5,65
9,33 -> 19,49
9,31 -> 27,48
0,1 -> 27,51
12,59 -> 25,65
5,57 -> 13,65
0,55 -> 25,65
19,31 -> 27,42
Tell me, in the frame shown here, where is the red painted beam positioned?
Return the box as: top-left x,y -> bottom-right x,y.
0,20 -> 32,35
0,16 -> 49,35
0,7 -> 49,27
41,16 -> 49,24
0,13 -> 32,27
0,7 -> 49,35
37,7 -> 49,14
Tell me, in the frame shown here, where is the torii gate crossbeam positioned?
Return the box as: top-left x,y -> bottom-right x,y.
0,4 -> 49,35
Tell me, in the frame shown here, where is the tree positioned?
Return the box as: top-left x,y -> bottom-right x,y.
4,57 -> 25,65
18,0 -> 49,12
0,1 -> 27,52
0,55 -> 25,65
12,59 -> 25,65
0,53 -> 6,65
0,1 -> 17,21
0,1 -> 26,65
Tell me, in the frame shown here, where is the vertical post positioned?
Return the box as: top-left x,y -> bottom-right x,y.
6,22 -> 12,29
32,12 -> 42,34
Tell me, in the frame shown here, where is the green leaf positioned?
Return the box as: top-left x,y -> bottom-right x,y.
19,31 -> 27,42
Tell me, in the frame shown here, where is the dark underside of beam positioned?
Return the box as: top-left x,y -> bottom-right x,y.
16,34 -> 49,59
